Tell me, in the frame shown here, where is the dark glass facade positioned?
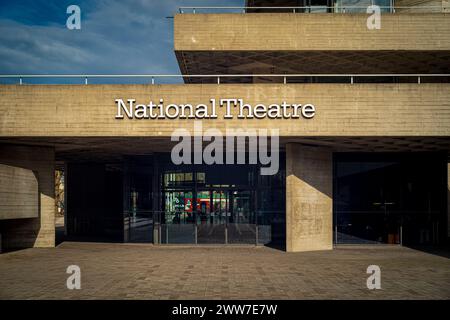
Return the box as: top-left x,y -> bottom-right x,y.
65,152 -> 447,247
124,154 -> 286,246
66,163 -> 123,241
334,153 -> 447,245
248,0 -> 393,13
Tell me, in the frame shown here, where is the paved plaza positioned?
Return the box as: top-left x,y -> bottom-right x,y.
0,243 -> 449,299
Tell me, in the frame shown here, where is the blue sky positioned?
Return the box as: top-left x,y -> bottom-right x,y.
0,0 -> 244,83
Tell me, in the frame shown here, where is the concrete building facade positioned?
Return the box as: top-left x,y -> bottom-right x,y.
0,0 -> 449,252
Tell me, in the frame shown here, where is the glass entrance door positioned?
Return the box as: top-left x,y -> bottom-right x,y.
197,190 -> 228,244
125,163 -> 153,243
196,189 -> 257,244
161,189 -> 195,244
125,155 -> 287,246
372,174 -> 401,244
228,190 -> 257,244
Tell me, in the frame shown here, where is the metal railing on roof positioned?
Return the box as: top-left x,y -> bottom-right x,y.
178,6 -> 444,14
0,74 -> 449,85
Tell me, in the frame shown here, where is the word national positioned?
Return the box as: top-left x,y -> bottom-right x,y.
115,98 -> 315,120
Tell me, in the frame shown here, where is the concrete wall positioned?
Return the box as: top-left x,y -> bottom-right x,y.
396,0 -> 447,13
286,144 -> 333,252
0,164 -> 38,220
0,144 -> 55,250
174,13 -> 450,51
0,84 -> 449,137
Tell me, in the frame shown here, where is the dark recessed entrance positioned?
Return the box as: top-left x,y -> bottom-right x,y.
333,153 -> 447,246
64,151 -> 447,249
124,154 -> 286,247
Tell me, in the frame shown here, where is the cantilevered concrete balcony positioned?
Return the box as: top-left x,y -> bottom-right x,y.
174,12 -> 450,79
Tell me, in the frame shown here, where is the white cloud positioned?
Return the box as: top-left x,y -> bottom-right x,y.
0,0 -> 180,76
0,0 -> 244,83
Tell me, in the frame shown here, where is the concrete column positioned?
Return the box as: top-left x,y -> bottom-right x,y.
286,144 -> 333,252
0,144 -> 55,250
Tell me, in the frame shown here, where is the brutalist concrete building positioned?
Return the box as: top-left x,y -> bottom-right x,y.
0,0 -> 449,252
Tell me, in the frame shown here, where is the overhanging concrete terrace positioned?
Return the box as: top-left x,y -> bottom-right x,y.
174,13 -> 450,76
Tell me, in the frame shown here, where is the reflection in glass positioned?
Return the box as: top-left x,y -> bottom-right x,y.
334,153 -> 446,245
125,161 -> 153,243
157,155 -> 286,246
335,0 -> 393,12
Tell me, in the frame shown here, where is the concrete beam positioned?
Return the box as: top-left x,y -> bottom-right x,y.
0,84 -> 449,137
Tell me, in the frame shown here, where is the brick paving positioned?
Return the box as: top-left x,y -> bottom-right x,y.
0,243 -> 449,299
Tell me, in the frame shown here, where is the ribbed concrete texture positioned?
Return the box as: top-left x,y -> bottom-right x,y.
396,0 -> 447,12
286,144 -> 333,252
1,84 -> 449,137
174,13 -> 450,51
0,164 -> 38,220
0,144 -> 55,250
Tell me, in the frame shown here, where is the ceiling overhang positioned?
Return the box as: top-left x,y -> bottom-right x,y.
1,137 -> 449,162
176,50 -> 450,83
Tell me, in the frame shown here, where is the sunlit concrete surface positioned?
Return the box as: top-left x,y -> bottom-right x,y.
0,243 -> 448,299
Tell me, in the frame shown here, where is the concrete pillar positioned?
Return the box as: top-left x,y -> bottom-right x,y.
0,144 -> 55,250
286,144 -> 333,252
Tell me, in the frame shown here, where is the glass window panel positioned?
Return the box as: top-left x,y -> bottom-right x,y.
334,153 -> 445,245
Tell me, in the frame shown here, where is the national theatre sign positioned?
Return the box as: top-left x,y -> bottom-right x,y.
115,98 -> 316,120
